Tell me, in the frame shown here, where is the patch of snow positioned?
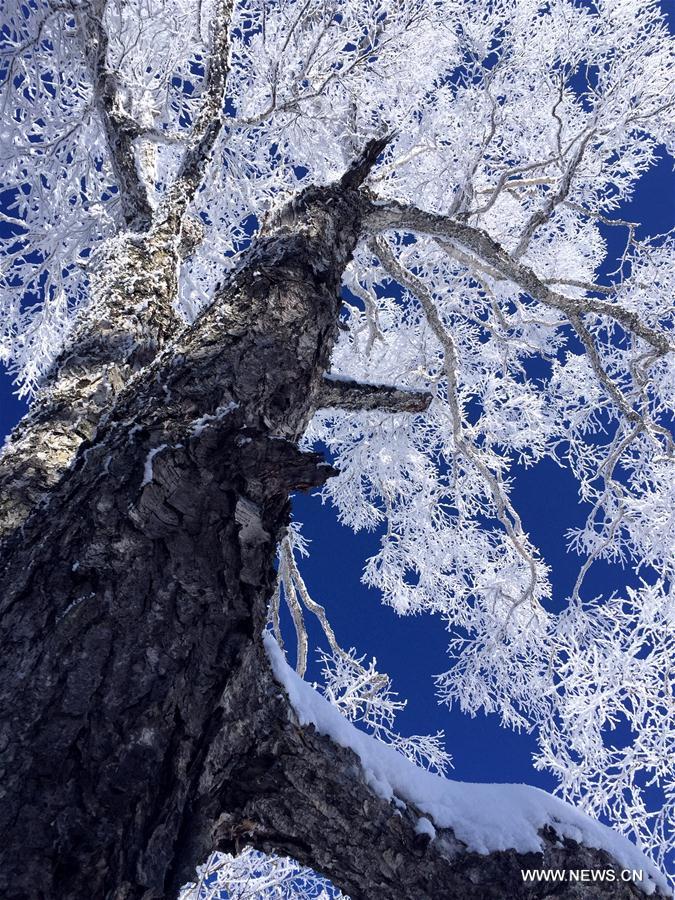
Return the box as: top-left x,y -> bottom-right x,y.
264,633 -> 670,897
415,816 -> 436,839
190,401 -> 239,437
141,444 -> 167,486
56,592 -> 93,623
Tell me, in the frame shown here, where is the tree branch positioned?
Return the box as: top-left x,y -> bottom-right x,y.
316,375 -> 432,413
362,196 -> 671,355
0,1 -> 236,538
160,0 -> 234,234
202,640 -> 666,900
82,1 -> 154,229
369,235 -> 542,612
339,134 -> 393,190
513,131 -> 594,259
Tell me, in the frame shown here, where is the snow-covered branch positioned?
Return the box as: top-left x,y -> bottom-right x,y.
362,196 -> 671,355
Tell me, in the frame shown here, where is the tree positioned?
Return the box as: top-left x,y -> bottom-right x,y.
0,0 -> 673,897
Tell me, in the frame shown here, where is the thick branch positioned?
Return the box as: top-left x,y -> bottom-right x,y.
84,0 -> 233,237
362,196 -> 671,355
205,646 -> 664,900
0,232 -> 181,539
340,134 -> 393,190
0,2 -> 236,539
316,375 -> 432,413
83,1 -> 154,229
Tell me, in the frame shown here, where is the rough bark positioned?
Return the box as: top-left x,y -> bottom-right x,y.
207,655 -> 659,900
0,0 -> 235,543
317,375 -> 432,413
0,231 -> 180,538
0,147 -> 667,899
0,148 -> 364,898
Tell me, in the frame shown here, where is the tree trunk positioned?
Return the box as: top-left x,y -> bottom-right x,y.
0,153 -> 664,899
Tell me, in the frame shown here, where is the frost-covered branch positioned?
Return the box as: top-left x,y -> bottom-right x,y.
274,530 -> 452,776
362,196 -> 671,355
83,0 -> 155,228
160,0 -> 234,231
369,234 -> 544,614
179,848 -> 345,899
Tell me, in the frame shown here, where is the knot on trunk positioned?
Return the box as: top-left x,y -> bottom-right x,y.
236,430 -> 338,503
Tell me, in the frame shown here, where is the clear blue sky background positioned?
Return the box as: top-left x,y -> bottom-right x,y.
282,150 -> 675,798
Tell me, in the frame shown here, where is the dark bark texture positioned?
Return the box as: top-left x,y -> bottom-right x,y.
0,231 -> 180,539
0,149 -> 667,899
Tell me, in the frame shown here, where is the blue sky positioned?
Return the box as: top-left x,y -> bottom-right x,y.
286,150 -> 675,812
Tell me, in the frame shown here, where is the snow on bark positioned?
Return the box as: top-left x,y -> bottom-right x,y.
265,633 -> 670,897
